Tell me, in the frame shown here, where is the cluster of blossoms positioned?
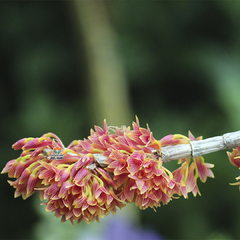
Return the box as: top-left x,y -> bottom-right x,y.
1,117 -> 214,225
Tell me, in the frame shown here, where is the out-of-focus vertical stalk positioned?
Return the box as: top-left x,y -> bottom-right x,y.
72,1 -> 133,127
70,0 -> 138,229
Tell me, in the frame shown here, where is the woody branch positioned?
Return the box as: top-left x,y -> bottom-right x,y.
160,130 -> 240,162
90,130 -> 240,165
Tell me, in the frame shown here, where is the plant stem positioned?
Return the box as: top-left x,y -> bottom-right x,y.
92,130 -> 240,164
44,130 -> 240,165
161,130 -> 240,162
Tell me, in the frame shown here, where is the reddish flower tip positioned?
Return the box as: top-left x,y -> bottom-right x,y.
12,138 -> 34,150
227,147 -> 240,168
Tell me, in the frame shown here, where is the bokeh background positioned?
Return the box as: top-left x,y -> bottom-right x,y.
1,1 -> 240,239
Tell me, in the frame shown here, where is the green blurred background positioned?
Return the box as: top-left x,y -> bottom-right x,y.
1,1 -> 240,239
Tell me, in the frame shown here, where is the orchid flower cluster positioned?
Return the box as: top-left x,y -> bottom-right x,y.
1,117 -> 215,225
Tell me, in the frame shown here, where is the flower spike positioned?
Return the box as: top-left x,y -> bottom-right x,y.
3,117 -> 240,225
